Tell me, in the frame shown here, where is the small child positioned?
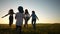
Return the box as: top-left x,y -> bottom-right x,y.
2,9 -> 15,27
24,9 -> 30,28
15,6 -> 24,34
30,11 -> 39,30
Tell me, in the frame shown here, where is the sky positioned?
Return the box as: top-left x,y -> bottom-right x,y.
0,0 -> 60,24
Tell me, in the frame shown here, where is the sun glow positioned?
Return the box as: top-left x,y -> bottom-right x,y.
0,0 -> 60,24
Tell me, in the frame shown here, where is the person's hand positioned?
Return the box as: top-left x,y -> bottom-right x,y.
38,19 -> 39,21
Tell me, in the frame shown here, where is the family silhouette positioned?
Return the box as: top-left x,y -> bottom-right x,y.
1,6 -> 39,34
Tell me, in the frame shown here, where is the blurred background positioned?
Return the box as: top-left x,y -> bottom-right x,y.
0,0 -> 60,24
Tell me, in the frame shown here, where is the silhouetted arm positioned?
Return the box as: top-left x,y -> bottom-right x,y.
2,14 -> 9,18
30,15 -> 32,18
13,13 -> 16,14
36,15 -> 39,20
23,14 -> 25,19
15,14 -> 17,19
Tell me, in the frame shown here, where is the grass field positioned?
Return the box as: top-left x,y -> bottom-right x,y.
0,23 -> 60,34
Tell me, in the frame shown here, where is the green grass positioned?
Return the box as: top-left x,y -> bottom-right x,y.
0,23 -> 60,34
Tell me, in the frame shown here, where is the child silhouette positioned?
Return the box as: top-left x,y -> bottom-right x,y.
24,9 -> 30,28
30,11 -> 39,30
2,9 -> 15,27
15,6 -> 25,34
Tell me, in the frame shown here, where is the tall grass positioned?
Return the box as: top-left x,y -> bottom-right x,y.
0,23 -> 60,34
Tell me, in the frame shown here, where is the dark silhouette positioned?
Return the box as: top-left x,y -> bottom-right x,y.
30,11 -> 39,30
2,9 -> 15,27
24,9 -> 30,28
15,6 -> 24,34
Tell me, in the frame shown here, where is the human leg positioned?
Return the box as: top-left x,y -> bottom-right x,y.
16,25 -> 22,34
9,16 -> 13,27
32,19 -> 36,30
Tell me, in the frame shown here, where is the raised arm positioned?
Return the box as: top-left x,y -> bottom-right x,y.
2,14 -> 9,18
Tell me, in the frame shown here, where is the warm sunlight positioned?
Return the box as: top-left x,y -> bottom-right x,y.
0,0 -> 60,24
0,0 -> 60,34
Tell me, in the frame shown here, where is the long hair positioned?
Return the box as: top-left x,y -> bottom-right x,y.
25,9 -> 29,14
18,6 -> 24,13
8,9 -> 14,14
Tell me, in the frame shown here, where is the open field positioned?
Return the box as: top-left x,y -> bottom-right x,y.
0,23 -> 60,34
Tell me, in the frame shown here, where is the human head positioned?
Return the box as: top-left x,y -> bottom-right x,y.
32,11 -> 35,14
9,9 -> 14,14
25,9 -> 29,14
18,6 -> 24,13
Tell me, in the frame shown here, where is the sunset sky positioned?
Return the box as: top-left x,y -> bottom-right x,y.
0,0 -> 60,24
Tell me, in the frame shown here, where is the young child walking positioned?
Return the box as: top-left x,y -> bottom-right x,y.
30,11 -> 39,30
15,6 -> 24,34
2,9 -> 15,27
24,9 -> 30,28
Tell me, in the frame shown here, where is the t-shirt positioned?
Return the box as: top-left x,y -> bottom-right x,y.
15,12 -> 24,26
31,14 -> 37,19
